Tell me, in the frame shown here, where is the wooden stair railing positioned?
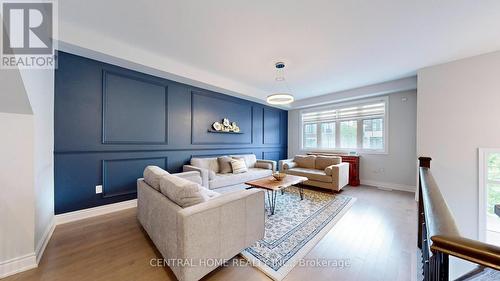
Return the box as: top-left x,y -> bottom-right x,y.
417,157 -> 500,281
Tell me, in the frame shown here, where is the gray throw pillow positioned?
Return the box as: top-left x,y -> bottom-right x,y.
218,156 -> 233,174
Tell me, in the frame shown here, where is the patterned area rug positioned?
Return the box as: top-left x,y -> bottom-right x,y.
241,186 -> 355,281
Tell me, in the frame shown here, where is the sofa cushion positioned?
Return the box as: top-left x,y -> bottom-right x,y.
286,167 -> 332,183
293,155 -> 316,169
209,168 -> 273,189
159,174 -> 209,208
247,168 -> 273,179
231,158 -> 248,174
200,185 -> 221,199
218,156 -> 233,174
190,157 -> 220,174
230,154 -> 257,168
211,184 -> 248,194
143,166 -> 169,191
315,156 -> 342,170
210,173 -> 245,189
255,162 -> 272,170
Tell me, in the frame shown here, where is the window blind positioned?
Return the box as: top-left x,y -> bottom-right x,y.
302,101 -> 385,123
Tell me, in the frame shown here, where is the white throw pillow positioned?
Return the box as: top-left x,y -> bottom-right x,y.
230,158 -> 248,174
159,174 -> 209,208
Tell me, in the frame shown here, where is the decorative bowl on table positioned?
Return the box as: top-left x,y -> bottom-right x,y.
272,172 -> 287,181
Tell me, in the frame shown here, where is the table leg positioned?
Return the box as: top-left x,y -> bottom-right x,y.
266,190 -> 278,215
298,185 -> 304,200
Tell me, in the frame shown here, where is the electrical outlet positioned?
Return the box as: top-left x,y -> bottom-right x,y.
95,185 -> 103,194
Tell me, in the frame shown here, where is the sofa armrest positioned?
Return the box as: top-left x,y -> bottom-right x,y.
173,171 -> 203,185
324,162 -> 348,175
183,165 -> 209,188
325,163 -> 350,186
256,159 -> 277,172
279,159 -> 297,171
176,189 -> 265,281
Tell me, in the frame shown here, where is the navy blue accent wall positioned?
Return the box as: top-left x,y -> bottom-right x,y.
54,51 -> 288,214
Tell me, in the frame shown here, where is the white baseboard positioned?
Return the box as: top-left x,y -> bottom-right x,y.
0,218 -> 55,278
0,253 -> 37,279
1,201 -> 137,278
55,199 -> 137,225
361,179 -> 416,193
35,218 -> 55,264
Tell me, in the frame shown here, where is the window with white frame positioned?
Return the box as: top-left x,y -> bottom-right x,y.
301,97 -> 388,153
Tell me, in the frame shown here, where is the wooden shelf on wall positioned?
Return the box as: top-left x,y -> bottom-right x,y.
207,129 -> 244,134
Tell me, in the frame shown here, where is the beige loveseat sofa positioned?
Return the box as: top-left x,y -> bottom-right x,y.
137,166 -> 265,281
279,155 -> 349,192
183,154 -> 276,190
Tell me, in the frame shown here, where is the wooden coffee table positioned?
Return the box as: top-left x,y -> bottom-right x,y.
245,175 -> 308,215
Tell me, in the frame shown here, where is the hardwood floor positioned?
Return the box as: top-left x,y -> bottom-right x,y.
4,186 -> 417,281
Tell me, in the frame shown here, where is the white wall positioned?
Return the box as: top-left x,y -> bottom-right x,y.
0,65 -> 54,277
19,69 -> 55,260
0,112 -> 35,261
0,68 -> 32,114
0,68 -> 37,276
288,90 -> 417,191
417,50 -> 500,278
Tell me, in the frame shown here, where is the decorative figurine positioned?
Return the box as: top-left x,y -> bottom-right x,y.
210,118 -> 241,133
212,122 -> 222,131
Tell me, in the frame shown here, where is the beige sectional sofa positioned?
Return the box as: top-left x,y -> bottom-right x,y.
183,154 -> 276,190
137,166 -> 265,281
279,155 -> 349,192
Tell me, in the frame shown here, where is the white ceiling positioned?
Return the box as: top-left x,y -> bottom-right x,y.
59,0 -> 500,102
